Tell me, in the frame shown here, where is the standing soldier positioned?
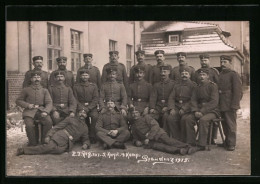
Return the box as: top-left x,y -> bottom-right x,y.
165,66 -> 196,140
195,53 -> 219,144
48,71 -> 77,125
96,98 -> 130,150
149,50 -> 172,85
76,53 -> 101,90
149,65 -> 175,127
73,69 -> 99,144
170,52 -> 195,82
101,51 -> 128,90
218,55 -> 242,151
129,50 -> 152,84
182,68 -> 219,150
16,71 -> 53,146
23,56 -> 49,88
99,67 -> 128,117
49,56 -> 74,88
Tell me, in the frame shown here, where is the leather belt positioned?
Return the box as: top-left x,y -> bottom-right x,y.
84,103 -> 89,106
219,90 -> 231,94
64,129 -> 73,141
175,99 -> 189,104
132,98 -> 148,102
54,103 -> 66,108
160,100 -> 166,103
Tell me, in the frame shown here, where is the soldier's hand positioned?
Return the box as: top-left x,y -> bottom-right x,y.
144,139 -> 149,145
135,140 -> 143,147
129,104 -> 134,109
28,104 -> 34,109
69,112 -> 75,117
41,112 -> 48,118
44,136 -> 50,144
121,109 -> 127,116
179,109 -> 185,116
170,109 -> 176,116
82,144 -> 90,150
195,112 -> 203,118
100,108 -> 106,114
111,130 -> 118,137
162,107 -> 168,113
149,109 -> 155,114
143,107 -> 149,115
53,111 -> 60,119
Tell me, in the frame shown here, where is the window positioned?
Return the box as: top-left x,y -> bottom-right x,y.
47,23 -> 62,70
109,40 -> 117,51
126,44 -> 132,75
71,30 -> 82,72
169,35 -> 179,45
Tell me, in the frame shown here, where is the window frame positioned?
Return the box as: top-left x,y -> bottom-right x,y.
168,34 -> 179,45
70,29 -> 83,72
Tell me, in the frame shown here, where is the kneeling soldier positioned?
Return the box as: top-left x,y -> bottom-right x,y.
16,71 -> 53,146
16,109 -> 90,156
48,71 -> 77,125
130,108 -> 197,155
96,98 -> 130,150
73,69 -> 99,144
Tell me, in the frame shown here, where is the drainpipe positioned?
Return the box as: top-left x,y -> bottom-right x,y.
29,21 -> 33,70
133,21 -> 136,65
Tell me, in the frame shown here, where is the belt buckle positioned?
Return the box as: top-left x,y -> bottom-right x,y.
60,104 -> 65,108
34,105 -> 39,108
219,90 -> 222,94
179,100 -> 183,104
68,136 -> 73,141
161,100 -> 165,103
84,103 -> 89,106
137,99 -> 141,102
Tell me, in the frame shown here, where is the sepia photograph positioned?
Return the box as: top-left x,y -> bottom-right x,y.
5,20 -> 250,176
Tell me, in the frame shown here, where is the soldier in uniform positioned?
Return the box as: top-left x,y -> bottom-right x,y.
149,65 -> 175,127
48,71 -> 77,125
218,55 -> 242,151
49,56 -> 75,88
149,50 -> 172,85
96,98 -> 130,150
99,67 -> 128,117
130,108 -> 197,155
101,51 -> 128,90
165,66 -> 197,140
16,71 -> 53,146
182,68 -> 219,150
195,53 -> 219,144
76,53 -> 101,89
170,52 -> 195,82
73,69 -> 99,144
16,109 -> 91,156
23,56 -> 49,88
129,50 -> 152,84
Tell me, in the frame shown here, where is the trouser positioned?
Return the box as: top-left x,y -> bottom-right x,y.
51,110 -> 67,126
24,113 -> 52,146
151,133 -> 190,154
96,130 -> 130,147
150,110 -> 169,128
221,111 -> 237,146
182,113 -> 217,146
85,109 -> 99,140
23,140 -> 68,155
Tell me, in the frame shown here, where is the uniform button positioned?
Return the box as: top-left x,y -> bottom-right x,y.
219,90 -> 222,94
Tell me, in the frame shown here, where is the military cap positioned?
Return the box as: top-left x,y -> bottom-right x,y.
176,52 -> 187,57
129,106 -> 142,113
32,56 -> 43,61
199,53 -> 210,59
197,68 -> 209,74
106,66 -> 118,74
135,50 -> 145,55
83,53 -> 93,58
109,51 -> 119,55
56,56 -> 67,62
77,107 -> 87,113
134,65 -> 145,73
30,71 -> 42,77
54,71 -> 65,77
180,66 -> 192,74
160,65 -> 171,71
220,55 -> 232,62
79,69 -> 90,75
154,50 -> 165,55
105,97 -> 116,103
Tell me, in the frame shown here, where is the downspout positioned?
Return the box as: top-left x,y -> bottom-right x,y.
29,21 -> 33,70
133,21 -> 136,65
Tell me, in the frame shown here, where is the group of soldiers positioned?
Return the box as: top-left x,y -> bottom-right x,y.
15,49 -> 242,156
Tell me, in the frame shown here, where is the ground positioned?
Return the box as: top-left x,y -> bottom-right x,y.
6,89 -> 250,176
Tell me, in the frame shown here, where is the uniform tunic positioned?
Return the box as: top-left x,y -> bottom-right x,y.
129,62 -> 152,84
49,69 -> 75,88
149,63 -> 172,85
170,65 -> 196,82
23,69 -> 49,88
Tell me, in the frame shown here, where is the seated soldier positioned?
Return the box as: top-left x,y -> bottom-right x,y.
99,66 -> 128,117
182,68 -> 219,150
16,108 -> 90,156
73,69 -> 99,144
130,108 -> 197,155
96,98 -> 130,150
48,71 -> 77,125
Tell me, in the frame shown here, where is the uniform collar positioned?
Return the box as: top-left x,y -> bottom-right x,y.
137,61 -> 146,66
84,63 -> 92,69
31,84 -> 42,90
55,82 -> 66,87
32,68 -> 42,72
160,78 -> 170,84
156,62 -> 165,67
109,61 -> 119,65
80,81 -> 90,86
